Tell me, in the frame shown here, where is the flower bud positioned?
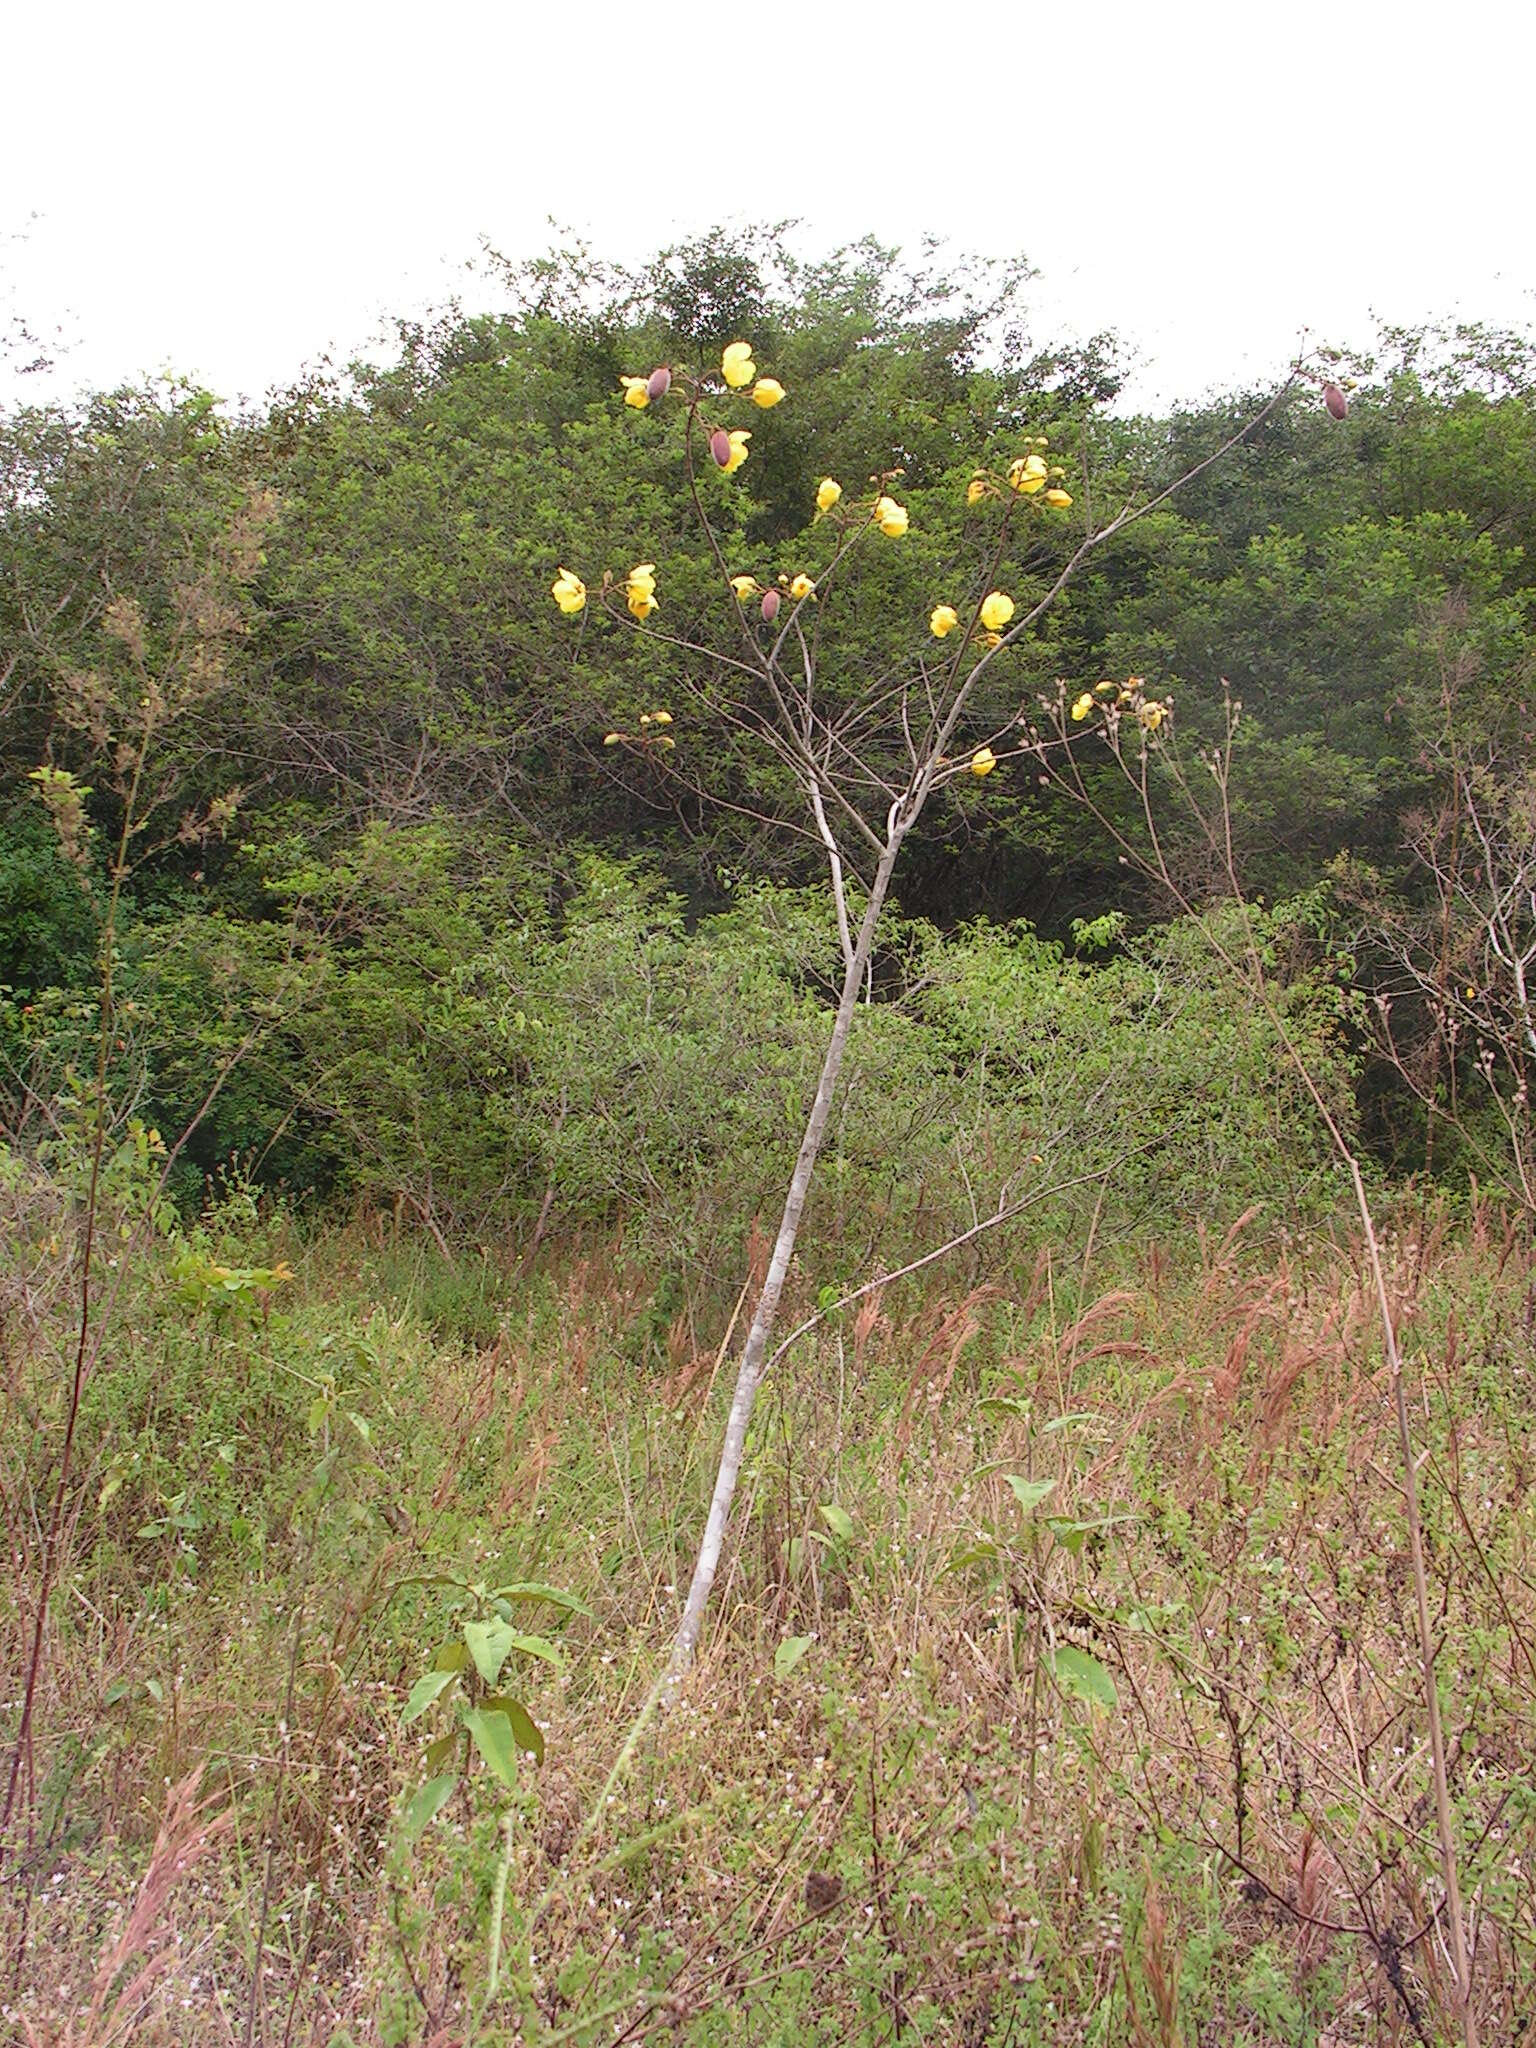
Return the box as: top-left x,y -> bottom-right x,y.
710,427 -> 732,468
761,588 -> 780,623
646,366 -> 672,401
1322,382 -> 1348,420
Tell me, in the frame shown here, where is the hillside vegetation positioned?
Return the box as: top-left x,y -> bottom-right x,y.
2,234 -> 1534,2045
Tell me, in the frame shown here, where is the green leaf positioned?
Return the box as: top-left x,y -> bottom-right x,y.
403,1668 -> 458,1724
1005,1475 -> 1056,1515
1049,1645 -> 1118,1713
483,1695 -> 545,1764
505,1631 -> 564,1674
463,1617 -> 517,1688
774,1635 -> 814,1681
818,1504 -> 855,1543
1040,1411 -> 1099,1435
465,1706 -> 520,1792
401,1772 -> 458,1843
487,1581 -> 594,1619
430,1641 -> 471,1674
978,1395 -> 1030,1419
424,1731 -> 460,1773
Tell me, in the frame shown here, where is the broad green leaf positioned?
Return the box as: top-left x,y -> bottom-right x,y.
818,1504 -> 855,1543
1005,1475 -> 1056,1515
483,1695 -> 545,1763
465,1706 -> 520,1792
488,1581 -> 594,1619
774,1635 -> 814,1681
463,1617 -> 517,1688
505,1631 -> 564,1674
402,1668 -> 458,1724
401,1772 -> 458,1842
1049,1646 -> 1118,1713
430,1641 -> 471,1674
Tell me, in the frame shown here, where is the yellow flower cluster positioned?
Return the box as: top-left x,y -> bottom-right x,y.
1070,676 -> 1170,735
720,341 -> 786,418
968,438 -> 1073,510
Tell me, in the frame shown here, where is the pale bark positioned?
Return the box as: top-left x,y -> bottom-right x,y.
666,820 -> 904,1683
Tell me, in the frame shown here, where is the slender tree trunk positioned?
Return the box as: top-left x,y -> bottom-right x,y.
667,824 -> 904,1683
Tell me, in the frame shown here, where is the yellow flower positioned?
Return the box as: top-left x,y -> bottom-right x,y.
816,477 -> 842,513
789,573 -> 816,602
751,377 -> 785,408
970,747 -> 997,777
1008,453 -> 1049,494
1071,692 -> 1094,721
1044,487 -> 1073,508
619,376 -> 650,410
730,574 -> 759,599
721,341 -> 756,389
875,495 -> 909,538
648,709 -> 672,725
604,732 -> 622,745
1094,679 -> 1118,695
966,475 -> 990,506
979,591 -> 1014,632
721,428 -> 751,476
930,604 -> 960,638
626,564 -> 658,619
979,629 -> 1003,650
551,567 -> 587,615
1139,701 -> 1166,732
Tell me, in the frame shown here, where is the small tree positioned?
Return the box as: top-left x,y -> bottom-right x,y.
551,337 -> 1301,1684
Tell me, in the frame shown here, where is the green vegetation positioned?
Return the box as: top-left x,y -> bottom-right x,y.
2,232 -> 1534,2043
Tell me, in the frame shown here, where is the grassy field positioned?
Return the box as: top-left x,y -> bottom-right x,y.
3,1183 -> 1534,2045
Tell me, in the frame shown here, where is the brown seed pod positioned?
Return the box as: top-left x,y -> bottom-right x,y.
761,587 -> 780,623
709,427 -> 732,468
646,365 -> 671,401
1322,382 -> 1348,420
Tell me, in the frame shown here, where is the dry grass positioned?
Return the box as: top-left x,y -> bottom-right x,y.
3,1197 -> 1534,2043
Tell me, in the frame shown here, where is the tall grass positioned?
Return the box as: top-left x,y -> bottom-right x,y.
3,1188 -> 1532,2043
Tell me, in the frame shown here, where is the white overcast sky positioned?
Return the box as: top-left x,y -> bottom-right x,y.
4,0 -> 1533,414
